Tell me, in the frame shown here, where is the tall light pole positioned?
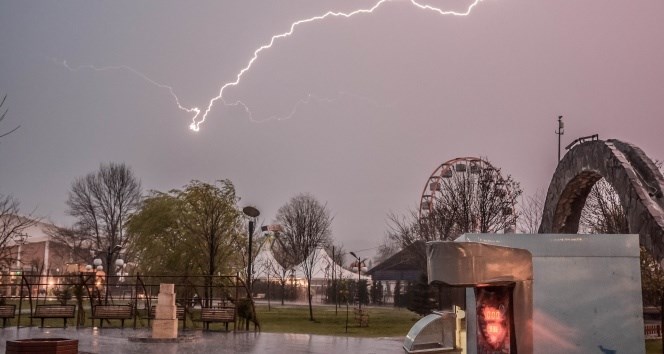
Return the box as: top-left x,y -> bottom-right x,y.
242,206 -> 260,299
555,115 -> 564,162
349,251 -> 365,310
14,233 -> 28,269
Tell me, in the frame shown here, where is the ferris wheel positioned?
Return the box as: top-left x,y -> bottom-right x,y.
418,157 -> 514,232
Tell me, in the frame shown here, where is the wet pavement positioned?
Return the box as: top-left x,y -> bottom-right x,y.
0,327 -> 405,353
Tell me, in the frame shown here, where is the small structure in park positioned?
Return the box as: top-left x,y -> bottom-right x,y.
152,283 -> 178,339
405,233 -> 645,353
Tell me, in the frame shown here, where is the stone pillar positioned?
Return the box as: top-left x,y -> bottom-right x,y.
152,283 -> 178,339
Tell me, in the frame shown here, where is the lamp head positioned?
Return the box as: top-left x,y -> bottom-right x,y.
243,206 -> 260,218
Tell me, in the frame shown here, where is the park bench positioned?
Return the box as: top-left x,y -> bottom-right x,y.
0,304 -> 16,327
149,305 -> 186,327
354,307 -> 369,327
90,304 -> 133,328
32,304 -> 76,328
200,307 -> 235,331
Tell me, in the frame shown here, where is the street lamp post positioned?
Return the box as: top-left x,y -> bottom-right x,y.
349,251 -> 365,310
90,245 -> 123,303
242,206 -> 260,298
242,206 -> 260,332
556,115 -> 564,162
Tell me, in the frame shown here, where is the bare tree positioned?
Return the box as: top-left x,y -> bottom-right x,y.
578,175 -> 664,312
387,162 -> 521,272
0,94 -> 20,140
269,242 -> 297,305
0,195 -> 37,269
517,189 -> 545,234
66,162 -> 141,274
45,225 -> 92,266
579,178 -> 628,234
414,163 -> 521,246
324,243 -> 346,313
374,236 -> 400,265
276,193 -> 332,321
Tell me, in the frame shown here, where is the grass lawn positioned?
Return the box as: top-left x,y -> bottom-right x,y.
4,301 -> 420,337
256,304 -> 419,337
647,339 -> 662,353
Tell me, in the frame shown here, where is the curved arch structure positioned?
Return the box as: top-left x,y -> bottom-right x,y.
539,139 -> 664,260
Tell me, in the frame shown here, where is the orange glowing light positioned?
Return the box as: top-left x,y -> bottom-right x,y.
476,287 -> 511,351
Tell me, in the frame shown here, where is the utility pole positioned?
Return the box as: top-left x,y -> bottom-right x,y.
555,116 -> 564,162
332,245 -> 337,314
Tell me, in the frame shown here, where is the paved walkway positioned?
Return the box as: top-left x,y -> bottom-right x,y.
1,327 -> 405,353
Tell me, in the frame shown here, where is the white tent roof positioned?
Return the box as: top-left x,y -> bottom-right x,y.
252,246 -> 369,281
252,244 -> 288,279
294,247 -> 370,281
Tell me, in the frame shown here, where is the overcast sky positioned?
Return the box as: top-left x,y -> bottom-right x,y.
1,0 -> 663,261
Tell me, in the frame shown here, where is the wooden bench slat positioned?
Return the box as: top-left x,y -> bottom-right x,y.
149,306 -> 185,319
90,305 -> 133,328
0,305 -> 16,327
0,305 -> 16,317
31,305 -> 76,328
200,307 -> 235,331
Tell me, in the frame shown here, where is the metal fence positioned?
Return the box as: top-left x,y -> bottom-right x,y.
0,271 -> 243,329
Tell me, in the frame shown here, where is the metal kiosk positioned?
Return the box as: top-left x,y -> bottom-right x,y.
421,242 -> 533,354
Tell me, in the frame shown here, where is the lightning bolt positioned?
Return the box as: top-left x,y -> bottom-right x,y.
228,91 -> 383,124
58,59 -> 201,119
58,0 -> 485,132
58,58 -> 378,124
189,0 -> 485,132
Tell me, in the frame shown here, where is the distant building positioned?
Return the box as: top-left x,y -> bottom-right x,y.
366,241 -> 426,282
1,219 -> 74,296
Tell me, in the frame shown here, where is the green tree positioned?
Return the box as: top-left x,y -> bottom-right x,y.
176,180 -> 243,283
407,274 -> 436,316
126,192 -> 191,274
128,180 -> 244,305
370,280 -> 384,305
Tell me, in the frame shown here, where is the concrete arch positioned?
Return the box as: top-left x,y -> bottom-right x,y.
538,139 -> 664,260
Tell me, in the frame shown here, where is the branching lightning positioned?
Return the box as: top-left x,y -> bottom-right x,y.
58,0 -> 485,132
228,91 -> 383,123
59,60 -> 200,118
58,59 -> 378,124
189,0 -> 484,132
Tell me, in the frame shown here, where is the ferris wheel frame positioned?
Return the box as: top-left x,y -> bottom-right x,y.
418,156 -> 513,224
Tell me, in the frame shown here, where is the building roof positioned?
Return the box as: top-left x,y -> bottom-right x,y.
252,245 -> 369,281
366,241 -> 426,281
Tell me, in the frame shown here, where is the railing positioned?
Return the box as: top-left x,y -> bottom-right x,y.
0,272 -> 242,329
565,134 -> 600,150
645,323 -> 662,338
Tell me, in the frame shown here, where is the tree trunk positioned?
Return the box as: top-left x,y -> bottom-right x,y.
307,282 -> 314,321
281,282 -> 285,305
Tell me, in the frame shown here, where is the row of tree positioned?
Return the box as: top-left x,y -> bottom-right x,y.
40,162 -> 336,321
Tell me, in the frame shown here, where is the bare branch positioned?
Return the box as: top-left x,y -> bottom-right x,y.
0,94 -> 20,139
66,162 -> 141,272
0,195 -> 39,268
275,193 -> 332,320
517,188 -> 545,234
